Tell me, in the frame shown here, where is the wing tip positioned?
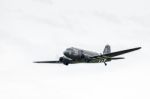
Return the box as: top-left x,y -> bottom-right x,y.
136,47 -> 142,50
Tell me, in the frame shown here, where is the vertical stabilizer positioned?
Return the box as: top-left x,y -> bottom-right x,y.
103,45 -> 111,54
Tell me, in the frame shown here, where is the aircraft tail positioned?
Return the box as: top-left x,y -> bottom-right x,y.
103,45 -> 111,54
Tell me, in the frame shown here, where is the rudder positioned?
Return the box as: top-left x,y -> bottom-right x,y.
103,45 -> 111,54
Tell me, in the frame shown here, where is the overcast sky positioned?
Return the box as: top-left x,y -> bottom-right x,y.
0,0 -> 150,99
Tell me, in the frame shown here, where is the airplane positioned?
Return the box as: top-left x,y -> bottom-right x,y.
34,45 -> 141,66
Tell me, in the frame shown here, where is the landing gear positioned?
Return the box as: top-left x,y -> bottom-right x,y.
104,62 -> 107,66
100,58 -> 107,66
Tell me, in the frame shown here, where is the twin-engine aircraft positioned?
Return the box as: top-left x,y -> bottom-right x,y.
34,45 -> 141,66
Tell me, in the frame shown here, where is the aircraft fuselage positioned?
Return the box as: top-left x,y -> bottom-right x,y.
63,47 -> 105,64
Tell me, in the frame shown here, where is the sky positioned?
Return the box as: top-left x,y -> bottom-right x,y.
0,0 -> 150,99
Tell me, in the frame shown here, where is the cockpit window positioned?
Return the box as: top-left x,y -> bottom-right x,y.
65,48 -> 73,55
65,48 -> 79,56
66,48 -> 71,51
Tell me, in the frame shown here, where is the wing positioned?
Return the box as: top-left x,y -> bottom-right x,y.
92,47 -> 141,59
34,61 -> 61,63
104,47 -> 141,57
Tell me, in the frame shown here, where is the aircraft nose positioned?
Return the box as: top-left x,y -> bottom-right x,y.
64,51 -> 69,56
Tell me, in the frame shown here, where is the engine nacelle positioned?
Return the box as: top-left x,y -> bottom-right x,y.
59,57 -> 70,65
59,57 -> 64,62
